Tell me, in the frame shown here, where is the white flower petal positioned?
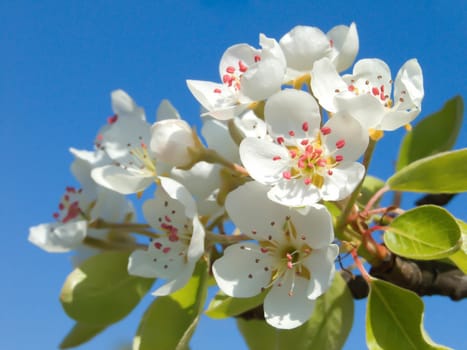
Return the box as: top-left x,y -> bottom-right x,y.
129,239 -> 186,280
264,273 -> 316,329
311,57 -> 348,112
219,44 -> 258,79
156,99 -> 181,121
379,110 -> 420,131
288,204 -> 334,249
91,165 -> 154,194
233,110 -> 267,139
213,242 -> 274,298
334,94 -> 385,129
265,89 -> 320,139
320,163 -> 365,201
323,112 -> 369,162
202,118 -> 240,164
225,181 -> 288,243
152,263 -> 195,296
304,244 -> 339,299
394,58 -> 424,111
280,26 -> 330,71
150,119 -> 196,168
327,22 -> 359,72
239,137 -> 289,185
267,180 -> 321,207
241,56 -> 284,101
96,115 -> 152,162
111,89 -> 145,121
170,161 -> 222,200
29,221 -> 87,253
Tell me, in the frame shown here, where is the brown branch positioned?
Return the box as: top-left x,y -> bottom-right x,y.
344,252 -> 467,300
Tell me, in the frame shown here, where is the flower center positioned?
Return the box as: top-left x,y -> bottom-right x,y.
273,123 -> 345,188
259,217 -> 313,296
214,56 -> 261,94
52,186 -> 88,223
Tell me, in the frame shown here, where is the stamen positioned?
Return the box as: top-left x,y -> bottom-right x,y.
336,139 -> 345,149
107,114 -> 118,124
238,60 -> 248,73
226,66 -> 235,74
321,127 -> 331,135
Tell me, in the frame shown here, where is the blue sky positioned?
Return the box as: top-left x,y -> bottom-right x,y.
2,1 -> 466,349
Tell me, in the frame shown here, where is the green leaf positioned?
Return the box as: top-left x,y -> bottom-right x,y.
358,175 -> 386,207
385,205 -> 461,260
366,278 -> 451,350
59,323 -> 107,349
388,149 -> 467,193
237,273 -> 354,350
133,259 -> 208,350
449,220 -> 467,273
60,252 -> 154,325
205,290 -> 266,319
397,96 -> 464,170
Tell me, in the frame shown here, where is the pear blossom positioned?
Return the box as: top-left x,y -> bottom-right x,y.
92,90 -> 157,194
29,148 -> 134,257
150,119 -> 200,168
311,57 -> 424,131
187,34 -> 286,120
240,89 -> 368,206
280,23 -> 358,81
213,181 -> 338,329
128,176 -> 205,296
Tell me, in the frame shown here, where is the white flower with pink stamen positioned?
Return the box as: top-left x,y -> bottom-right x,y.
213,181 -> 338,329
311,57 -> 424,131
187,34 -> 286,120
240,89 -> 368,207
91,91 -> 158,194
29,149 -> 134,255
128,177 -> 205,296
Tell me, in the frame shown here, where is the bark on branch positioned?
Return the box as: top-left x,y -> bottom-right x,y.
345,252 -> 467,300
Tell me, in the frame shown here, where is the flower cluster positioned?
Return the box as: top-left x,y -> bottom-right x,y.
29,22 -> 424,330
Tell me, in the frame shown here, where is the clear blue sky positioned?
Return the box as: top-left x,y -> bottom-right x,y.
2,1 -> 466,349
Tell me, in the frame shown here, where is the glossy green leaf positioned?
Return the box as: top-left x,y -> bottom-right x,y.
59,322 -> 107,349
385,205 -> 461,260
60,252 -> 154,325
205,290 -> 266,319
366,278 -> 451,350
237,273 -> 354,350
449,220 -> 467,273
134,259 -> 208,350
397,96 -> 463,170
358,175 -> 386,207
388,149 -> 467,193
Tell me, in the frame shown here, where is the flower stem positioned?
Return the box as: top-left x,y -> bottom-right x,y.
335,138 -> 377,238
206,231 -> 250,245
83,236 -> 145,251
89,219 -> 160,239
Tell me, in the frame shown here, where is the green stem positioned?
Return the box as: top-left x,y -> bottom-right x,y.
205,231 -> 250,245
89,219 -> 160,239
83,236 -> 145,251
335,138 -> 377,238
